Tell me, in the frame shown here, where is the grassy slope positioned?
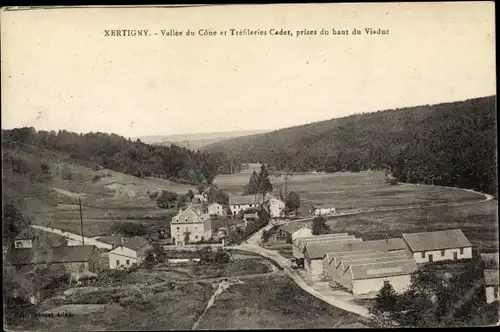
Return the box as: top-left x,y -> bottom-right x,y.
2,145 -> 193,236
198,274 -> 371,329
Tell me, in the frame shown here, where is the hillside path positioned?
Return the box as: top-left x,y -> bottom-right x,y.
30,225 -> 112,250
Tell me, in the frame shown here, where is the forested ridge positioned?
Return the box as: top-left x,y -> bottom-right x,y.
1,128 -> 237,185
203,96 -> 497,195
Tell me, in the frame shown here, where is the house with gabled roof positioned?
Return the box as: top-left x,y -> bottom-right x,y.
402,229 -> 472,263
303,237 -> 362,280
171,205 -> 212,245
5,245 -> 102,273
292,233 -> 350,259
108,236 -> 151,269
481,253 -> 499,304
228,193 -> 274,216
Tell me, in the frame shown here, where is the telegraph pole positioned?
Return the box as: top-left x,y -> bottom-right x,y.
79,196 -> 85,245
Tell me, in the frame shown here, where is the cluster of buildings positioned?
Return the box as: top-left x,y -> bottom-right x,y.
228,193 -> 285,218
279,223 -> 497,300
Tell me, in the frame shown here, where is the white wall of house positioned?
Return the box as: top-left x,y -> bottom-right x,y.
229,203 -> 259,216
293,244 -> 304,259
291,228 -> 313,242
109,246 -> 138,269
351,275 -> 412,295
314,208 -> 336,216
171,222 -> 210,244
208,203 -> 226,216
412,247 -> 472,263
268,199 -> 285,218
14,239 -> 33,249
305,259 -> 325,280
485,285 -> 499,304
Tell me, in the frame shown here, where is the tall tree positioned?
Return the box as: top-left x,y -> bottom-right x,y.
246,170 -> 259,195
257,164 -> 273,204
311,216 -> 330,235
285,191 -> 300,215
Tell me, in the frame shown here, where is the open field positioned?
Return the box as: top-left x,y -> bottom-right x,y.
215,170 -> 484,213
326,200 -> 498,252
197,274 -> 372,329
22,258 -> 291,331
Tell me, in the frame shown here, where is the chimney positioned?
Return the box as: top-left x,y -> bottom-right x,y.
120,236 -> 124,248
385,233 -> 389,244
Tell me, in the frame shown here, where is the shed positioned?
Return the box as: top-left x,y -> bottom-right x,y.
402,229 -> 472,263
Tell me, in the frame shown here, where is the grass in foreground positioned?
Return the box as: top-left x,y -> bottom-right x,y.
197,274 -> 372,329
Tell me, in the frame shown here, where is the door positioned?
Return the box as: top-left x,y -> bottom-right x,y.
428,254 -> 433,263
453,252 -> 458,261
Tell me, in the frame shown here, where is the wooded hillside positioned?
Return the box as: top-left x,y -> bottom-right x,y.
203,96 -> 497,195
2,128 -> 236,185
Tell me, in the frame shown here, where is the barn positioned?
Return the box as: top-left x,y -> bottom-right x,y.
303,237 -> 363,280
292,233 -> 349,259
402,229 -> 472,263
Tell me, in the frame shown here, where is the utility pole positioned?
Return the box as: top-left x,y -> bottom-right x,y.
79,196 -> 85,245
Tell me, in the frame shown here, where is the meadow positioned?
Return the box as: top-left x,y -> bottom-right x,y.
197,274 -> 371,329
215,169 -> 485,213
326,200 -> 498,252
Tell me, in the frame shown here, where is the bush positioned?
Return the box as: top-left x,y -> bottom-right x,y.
111,222 -> 146,236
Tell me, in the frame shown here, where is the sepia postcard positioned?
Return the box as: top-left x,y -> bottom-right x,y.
1,2 -> 498,330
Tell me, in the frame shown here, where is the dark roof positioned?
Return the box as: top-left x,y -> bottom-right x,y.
229,193 -> 273,205
96,236 -> 123,247
350,259 -> 418,280
402,229 -> 472,252
14,228 -> 35,240
305,238 -> 362,259
323,238 -> 408,258
279,222 -> 311,235
484,269 -> 499,286
6,245 -> 97,265
481,253 -> 499,269
122,236 -> 150,251
295,233 -> 350,248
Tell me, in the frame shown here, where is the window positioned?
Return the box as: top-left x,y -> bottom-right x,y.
177,227 -> 180,230
421,252 -> 425,258
195,236 -> 198,239
116,260 -> 120,266
126,259 -> 130,265
441,249 -> 445,256
459,248 -> 464,255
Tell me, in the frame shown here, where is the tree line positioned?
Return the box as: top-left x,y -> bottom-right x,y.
204,96 -> 496,195
2,127 -> 236,185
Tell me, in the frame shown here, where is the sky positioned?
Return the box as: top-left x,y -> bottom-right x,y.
1,3 -> 496,138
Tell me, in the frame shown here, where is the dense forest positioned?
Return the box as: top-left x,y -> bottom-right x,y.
203,96 -> 497,195
1,128 -> 238,185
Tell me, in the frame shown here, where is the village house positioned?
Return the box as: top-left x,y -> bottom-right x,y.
263,197 -> 286,218
13,228 -> 67,249
171,205 -> 212,245
193,193 -> 208,203
228,193 -> 274,216
402,229 -> 472,263
303,237 -> 363,280
108,236 -> 151,269
311,207 -> 336,216
6,245 -> 102,273
481,253 -> 499,304
270,222 -> 312,244
292,233 -> 350,259
208,202 -> 226,217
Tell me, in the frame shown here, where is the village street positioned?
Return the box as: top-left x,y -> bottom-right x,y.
236,224 -> 372,318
